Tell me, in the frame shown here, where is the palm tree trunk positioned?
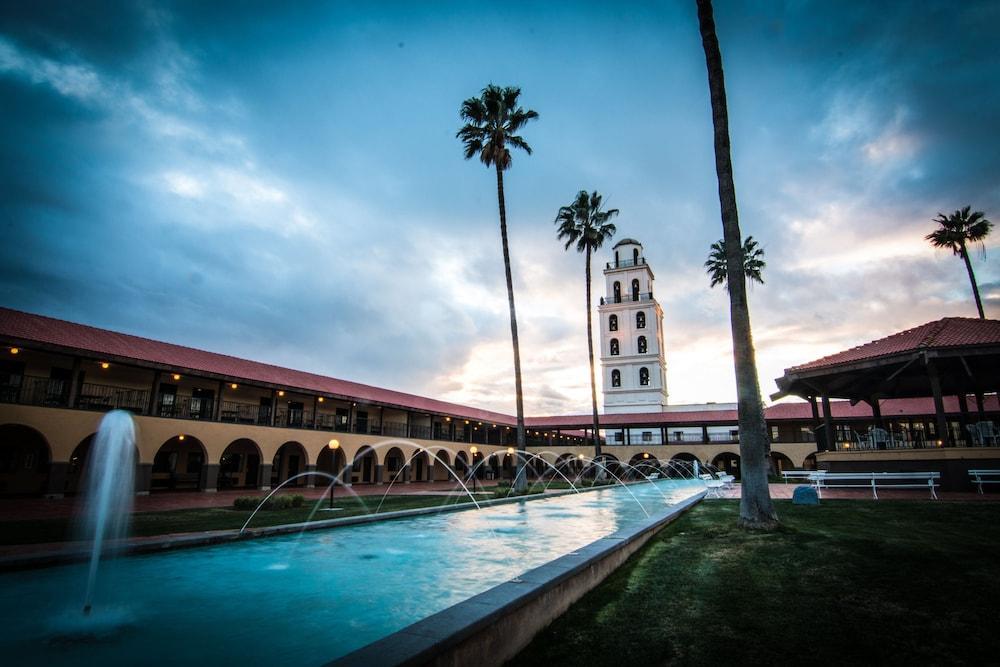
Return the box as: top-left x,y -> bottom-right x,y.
585,245 -> 603,462
495,165 -> 528,491
960,240 -> 986,319
696,0 -> 777,529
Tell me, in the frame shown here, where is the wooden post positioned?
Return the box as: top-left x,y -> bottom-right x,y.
213,380 -> 223,421
870,397 -> 883,429
312,396 -> 320,430
958,393 -> 970,445
147,370 -> 162,416
821,394 -> 835,451
809,396 -> 821,443
701,424 -> 710,443
927,361 -> 949,446
67,356 -> 82,409
975,392 -> 986,420
269,390 -> 277,427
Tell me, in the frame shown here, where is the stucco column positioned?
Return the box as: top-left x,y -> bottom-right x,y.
45,462 -> 70,499
201,463 -> 219,493
135,463 -> 152,495
258,463 -> 273,490
374,464 -> 384,484
305,464 -> 317,488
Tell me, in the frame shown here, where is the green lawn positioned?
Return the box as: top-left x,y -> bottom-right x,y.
512,500 -> 1000,666
0,494 -> 479,546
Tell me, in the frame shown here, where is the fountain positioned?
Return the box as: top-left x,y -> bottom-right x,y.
80,410 -> 136,616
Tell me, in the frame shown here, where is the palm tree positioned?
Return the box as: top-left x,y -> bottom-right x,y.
555,190 -> 619,465
705,236 -> 766,290
696,0 -> 778,529
457,85 -> 538,492
926,206 -> 992,319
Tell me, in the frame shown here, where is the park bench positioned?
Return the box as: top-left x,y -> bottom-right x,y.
809,471 -> 939,500
782,470 -> 824,484
699,473 -> 725,498
968,470 -> 1000,494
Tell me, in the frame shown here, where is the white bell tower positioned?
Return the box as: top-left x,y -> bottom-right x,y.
598,238 -> 669,414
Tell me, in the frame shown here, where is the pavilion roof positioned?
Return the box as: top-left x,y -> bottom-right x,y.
789,318 -> 1000,372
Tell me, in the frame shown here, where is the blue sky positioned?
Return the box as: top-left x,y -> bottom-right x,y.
2,0 -> 998,415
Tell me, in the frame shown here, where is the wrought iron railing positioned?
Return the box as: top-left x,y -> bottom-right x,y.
606,257 -> 646,269
600,292 -> 653,305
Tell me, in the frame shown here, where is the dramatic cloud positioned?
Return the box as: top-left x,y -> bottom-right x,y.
1,1 -> 998,416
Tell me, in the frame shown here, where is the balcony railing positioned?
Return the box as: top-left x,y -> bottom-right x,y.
600,292 -> 653,305
0,378 -> 560,447
606,257 -> 646,270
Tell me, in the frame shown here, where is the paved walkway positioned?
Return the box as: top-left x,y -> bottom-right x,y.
0,481 -> 480,521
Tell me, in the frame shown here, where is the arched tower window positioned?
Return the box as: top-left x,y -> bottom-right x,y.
637,336 -> 647,354
632,248 -> 639,264
609,314 -> 618,331
613,281 -> 621,303
636,311 -> 646,329
631,279 -> 640,301
610,338 -> 619,356
611,370 -> 621,387
639,367 -> 650,386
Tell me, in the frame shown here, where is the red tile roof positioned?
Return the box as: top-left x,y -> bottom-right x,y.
0,307 -> 515,425
789,317 -> 1000,372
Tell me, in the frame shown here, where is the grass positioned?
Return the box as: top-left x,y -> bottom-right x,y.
511,500 -> 1000,666
0,494 -> 479,546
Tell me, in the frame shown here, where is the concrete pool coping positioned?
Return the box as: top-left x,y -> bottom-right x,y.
0,480 -> 703,572
329,489 -> 706,667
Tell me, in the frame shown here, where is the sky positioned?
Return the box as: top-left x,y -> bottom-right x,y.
1,0 -> 998,417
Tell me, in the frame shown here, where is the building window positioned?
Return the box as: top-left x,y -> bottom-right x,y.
633,248 -> 640,265
639,367 -> 650,385
610,338 -> 619,356
637,336 -> 647,354
636,311 -> 646,329
642,431 -> 652,443
631,279 -> 640,301
613,281 -> 621,303
609,314 -> 618,331
611,369 -> 621,387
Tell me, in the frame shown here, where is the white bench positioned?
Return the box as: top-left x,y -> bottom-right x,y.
969,470 -> 1000,494
782,470 -> 824,484
810,471 -> 939,500
699,473 -> 725,498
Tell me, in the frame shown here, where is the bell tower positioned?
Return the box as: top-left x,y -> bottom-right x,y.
598,238 -> 669,413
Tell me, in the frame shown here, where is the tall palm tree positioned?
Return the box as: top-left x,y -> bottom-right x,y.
457,85 -> 538,491
696,0 -> 778,529
555,190 -> 619,465
926,206 -> 992,319
705,235 -> 766,290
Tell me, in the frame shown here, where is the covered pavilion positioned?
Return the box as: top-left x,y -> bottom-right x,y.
773,317 -> 1000,450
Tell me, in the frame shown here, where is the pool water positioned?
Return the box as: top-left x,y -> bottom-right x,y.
0,480 -> 702,666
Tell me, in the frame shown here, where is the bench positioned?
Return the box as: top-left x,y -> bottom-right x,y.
699,474 -> 725,498
810,471 -> 939,500
969,470 -> 1000,494
782,470 -> 824,484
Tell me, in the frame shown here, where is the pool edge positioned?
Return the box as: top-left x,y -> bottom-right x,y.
327,489 -> 707,667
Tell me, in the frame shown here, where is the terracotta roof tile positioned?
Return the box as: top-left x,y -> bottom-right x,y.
0,307 -> 515,425
789,317 -> 1000,372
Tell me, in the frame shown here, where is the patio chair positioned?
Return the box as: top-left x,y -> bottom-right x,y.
973,421 -> 999,446
715,471 -> 735,489
869,427 -> 891,450
967,423 -> 984,446
852,430 -> 872,450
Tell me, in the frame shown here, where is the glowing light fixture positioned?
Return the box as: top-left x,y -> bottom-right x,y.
328,439 -> 340,450
643,452 -> 650,459
9,347 -> 18,355
318,397 -> 325,403
470,446 -> 478,455
172,374 -> 181,381
278,390 -> 285,397
230,383 -> 238,389
578,454 -> 585,460
100,362 -> 110,369
507,447 -> 515,455
178,434 -> 185,441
